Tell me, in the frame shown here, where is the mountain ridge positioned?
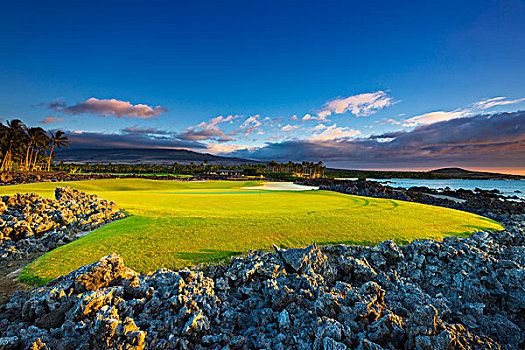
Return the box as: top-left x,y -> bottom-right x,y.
56,148 -> 262,166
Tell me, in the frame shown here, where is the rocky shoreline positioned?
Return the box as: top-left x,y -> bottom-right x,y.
297,178 -> 525,221
0,181 -> 523,349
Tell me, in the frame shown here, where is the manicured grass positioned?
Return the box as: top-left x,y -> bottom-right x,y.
0,179 -> 503,285
85,172 -> 194,178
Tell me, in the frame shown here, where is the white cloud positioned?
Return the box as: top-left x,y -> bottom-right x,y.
230,115 -> 263,137
318,91 -> 396,117
197,115 -> 241,129
302,113 -> 327,122
403,96 -> 525,127
206,143 -> 255,154
380,118 -> 401,125
310,124 -> 361,141
402,111 -> 466,127
312,124 -> 328,131
472,97 -> 525,110
281,124 -> 299,131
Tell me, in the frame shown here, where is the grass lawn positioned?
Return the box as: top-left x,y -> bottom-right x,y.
0,179 -> 503,285
84,173 -> 194,178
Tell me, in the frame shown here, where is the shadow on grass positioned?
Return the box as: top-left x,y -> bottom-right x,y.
315,223 -> 503,247
172,249 -> 241,266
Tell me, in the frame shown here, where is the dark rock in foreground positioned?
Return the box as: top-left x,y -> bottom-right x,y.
1,213 -> 523,349
0,188 -> 126,269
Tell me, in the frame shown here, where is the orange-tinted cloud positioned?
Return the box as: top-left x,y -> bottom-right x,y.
40,98 -> 168,119
41,116 -> 64,124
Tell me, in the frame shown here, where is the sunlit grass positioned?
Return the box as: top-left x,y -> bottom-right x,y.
0,179 -> 503,285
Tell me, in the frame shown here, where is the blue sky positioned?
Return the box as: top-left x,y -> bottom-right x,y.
1,0 -> 524,172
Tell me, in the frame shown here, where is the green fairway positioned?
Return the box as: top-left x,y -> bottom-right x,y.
1,179 -> 503,285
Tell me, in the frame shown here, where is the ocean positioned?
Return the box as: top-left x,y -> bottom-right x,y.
367,178 -> 525,200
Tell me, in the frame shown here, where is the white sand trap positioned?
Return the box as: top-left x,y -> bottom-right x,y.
243,182 -> 319,191
425,193 -> 466,203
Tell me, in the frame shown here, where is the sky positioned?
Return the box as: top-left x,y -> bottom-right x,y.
1,0 -> 524,174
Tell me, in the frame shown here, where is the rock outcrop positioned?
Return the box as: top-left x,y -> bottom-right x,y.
1,213 -> 523,349
0,187 -> 126,268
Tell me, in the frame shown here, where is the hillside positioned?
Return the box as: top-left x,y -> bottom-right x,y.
326,167 -> 524,180
430,167 -> 524,179
55,148 -> 262,166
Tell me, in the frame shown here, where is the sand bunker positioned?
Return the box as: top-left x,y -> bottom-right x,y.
243,182 -> 319,191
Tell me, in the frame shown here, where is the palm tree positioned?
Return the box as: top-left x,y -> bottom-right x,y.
268,160 -> 278,173
317,161 -> 326,177
29,129 -> 50,170
1,119 -> 26,171
24,127 -> 47,170
46,130 -> 69,171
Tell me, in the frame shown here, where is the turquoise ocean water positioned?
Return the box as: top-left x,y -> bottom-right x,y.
368,179 -> 525,200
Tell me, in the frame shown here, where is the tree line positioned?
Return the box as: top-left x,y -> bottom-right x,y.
266,160 -> 326,178
0,119 -> 70,171
57,160 -> 327,179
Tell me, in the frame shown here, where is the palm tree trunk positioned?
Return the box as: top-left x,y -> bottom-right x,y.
47,148 -> 54,171
24,143 -> 32,171
1,150 -> 10,171
29,150 -> 35,170
31,150 -> 40,170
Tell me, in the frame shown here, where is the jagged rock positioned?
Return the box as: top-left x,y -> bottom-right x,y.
73,254 -> 138,293
0,187 -> 126,270
274,243 -> 337,282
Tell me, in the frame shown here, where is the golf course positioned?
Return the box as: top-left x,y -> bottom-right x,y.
1,179 -> 503,285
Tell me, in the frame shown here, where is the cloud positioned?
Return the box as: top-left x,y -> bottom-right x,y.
310,124 -> 360,141
34,98 -> 67,110
66,130 -> 205,150
41,116 -> 64,124
178,115 -> 246,143
302,113 -> 327,122
206,143 -> 255,155
318,91 -> 396,117
281,124 -> 299,131
312,124 -> 328,131
380,118 -> 401,125
230,115 -> 262,137
402,110 -> 466,127
40,98 -> 168,119
121,126 -> 170,135
230,111 -> 525,170
402,96 -> 525,127
472,97 -> 525,110
178,126 -> 234,143
200,115 -> 241,128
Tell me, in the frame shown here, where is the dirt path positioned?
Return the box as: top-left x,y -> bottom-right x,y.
0,258 -> 34,304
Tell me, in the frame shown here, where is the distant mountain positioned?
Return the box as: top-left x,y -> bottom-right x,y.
430,167 -> 523,180
326,167 -> 524,180
55,148 -> 263,166
430,167 -> 472,174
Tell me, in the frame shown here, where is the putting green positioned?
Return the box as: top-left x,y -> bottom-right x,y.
0,179 -> 503,285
